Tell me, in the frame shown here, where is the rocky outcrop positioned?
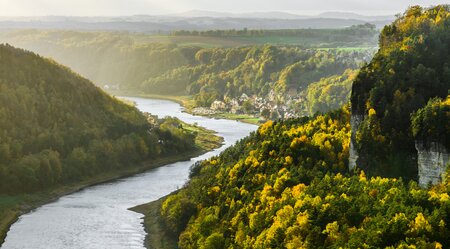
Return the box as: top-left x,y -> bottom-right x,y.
416,141 -> 450,187
349,114 -> 364,171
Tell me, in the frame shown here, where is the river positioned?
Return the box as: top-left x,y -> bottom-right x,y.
1,97 -> 257,249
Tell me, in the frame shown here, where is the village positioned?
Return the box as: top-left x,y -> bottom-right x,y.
191,90 -> 304,120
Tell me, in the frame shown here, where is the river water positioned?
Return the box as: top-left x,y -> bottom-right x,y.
2,97 -> 257,249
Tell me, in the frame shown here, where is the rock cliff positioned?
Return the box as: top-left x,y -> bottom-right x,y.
415,141 -> 450,187
349,114 -> 363,171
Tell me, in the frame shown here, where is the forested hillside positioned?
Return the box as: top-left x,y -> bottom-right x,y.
0,44 -> 199,194
142,6 -> 450,249
0,29 -> 374,110
0,31 -> 200,93
351,5 -> 450,179
296,69 -> 358,116
159,105 -> 450,248
143,46 -> 368,100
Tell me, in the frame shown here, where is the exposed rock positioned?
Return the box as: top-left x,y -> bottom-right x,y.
416,141 -> 450,187
349,114 -> 364,171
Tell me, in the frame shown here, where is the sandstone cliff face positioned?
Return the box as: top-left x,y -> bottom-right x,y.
349,114 -> 364,171
416,141 -> 450,187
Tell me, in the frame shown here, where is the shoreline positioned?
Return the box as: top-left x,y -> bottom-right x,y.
130,194 -> 179,249
116,93 -> 263,125
126,97 -> 260,249
0,118 -> 224,246
117,93 -> 194,109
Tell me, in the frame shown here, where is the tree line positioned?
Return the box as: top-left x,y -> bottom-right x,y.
171,23 -> 377,39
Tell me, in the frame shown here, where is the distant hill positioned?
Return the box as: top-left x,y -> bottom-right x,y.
0,11 -> 394,32
0,44 -> 197,194
169,10 -> 309,19
317,11 -> 395,21
172,10 -> 395,21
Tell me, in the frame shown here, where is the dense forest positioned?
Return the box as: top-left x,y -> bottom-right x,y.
143,46 -> 369,103
0,44 -> 199,194
160,104 -> 450,248
151,6 -> 450,248
0,29 -> 374,113
351,5 -> 450,179
411,96 -> 450,149
296,69 -> 358,116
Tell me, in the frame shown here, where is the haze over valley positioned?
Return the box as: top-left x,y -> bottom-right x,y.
0,1 -> 449,249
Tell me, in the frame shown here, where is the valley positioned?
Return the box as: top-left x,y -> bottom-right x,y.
0,3 -> 448,249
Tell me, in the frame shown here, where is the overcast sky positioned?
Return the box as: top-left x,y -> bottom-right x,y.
0,0 -> 448,16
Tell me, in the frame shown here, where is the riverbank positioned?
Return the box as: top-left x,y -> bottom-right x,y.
120,94 -> 195,110
131,195 -> 178,249
128,117 -> 257,249
204,112 -> 261,125
118,93 -> 263,125
0,122 -> 223,246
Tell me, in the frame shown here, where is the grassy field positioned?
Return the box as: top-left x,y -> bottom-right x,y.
184,122 -> 224,151
206,113 -> 263,125
0,121 -> 223,246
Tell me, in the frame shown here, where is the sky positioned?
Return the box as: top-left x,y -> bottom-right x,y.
0,0 -> 448,16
